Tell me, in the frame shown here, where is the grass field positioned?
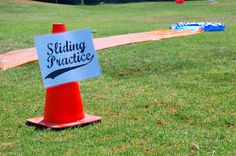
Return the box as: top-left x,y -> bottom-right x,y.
0,0 -> 236,155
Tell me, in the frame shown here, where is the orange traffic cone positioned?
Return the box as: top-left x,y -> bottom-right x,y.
27,23 -> 102,128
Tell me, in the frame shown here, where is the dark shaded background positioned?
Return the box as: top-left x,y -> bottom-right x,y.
33,0 -> 194,5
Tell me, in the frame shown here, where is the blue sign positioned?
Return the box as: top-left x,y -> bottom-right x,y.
34,28 -> 101,88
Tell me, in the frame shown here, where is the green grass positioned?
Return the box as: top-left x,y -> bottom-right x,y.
0,0 -> 236,155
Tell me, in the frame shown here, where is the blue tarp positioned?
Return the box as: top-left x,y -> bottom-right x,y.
169,22 -> 225,32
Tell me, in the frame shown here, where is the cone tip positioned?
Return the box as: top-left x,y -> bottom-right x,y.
52,23 -> 67,34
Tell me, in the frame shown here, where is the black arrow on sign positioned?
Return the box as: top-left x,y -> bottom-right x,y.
45,56 -> 94,79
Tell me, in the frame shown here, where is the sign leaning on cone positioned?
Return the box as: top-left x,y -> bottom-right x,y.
35,28 -> 101,88
27,24 -> 102,129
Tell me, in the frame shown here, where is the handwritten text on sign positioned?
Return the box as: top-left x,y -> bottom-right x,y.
34,29 -> 101,88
